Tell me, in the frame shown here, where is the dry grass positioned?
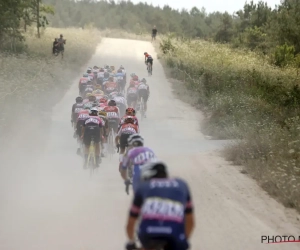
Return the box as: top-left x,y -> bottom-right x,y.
159,37 -> 300,212
0,27 -> 101,142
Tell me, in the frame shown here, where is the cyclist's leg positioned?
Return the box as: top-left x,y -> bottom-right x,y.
143,91 -> 149,112
119,133 -> 128,170
83,133 -> 91,164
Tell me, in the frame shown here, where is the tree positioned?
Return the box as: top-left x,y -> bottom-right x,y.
24,0 -> 54,38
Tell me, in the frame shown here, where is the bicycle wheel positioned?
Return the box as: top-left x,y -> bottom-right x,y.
107,128 -> 115,159
140,97 -> 145,120
88,139 -> 96,174
147,63 -> 151,76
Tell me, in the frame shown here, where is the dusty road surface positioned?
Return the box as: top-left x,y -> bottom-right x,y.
0,38 -> 299,250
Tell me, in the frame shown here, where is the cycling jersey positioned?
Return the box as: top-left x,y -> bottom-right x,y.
137,83 -> 149,92
127,86 -> 138,95
118,115 -> 139,130
71,103 -> 84,122
117,123 -> 139,149
79,77 -> 89,85
83,115 -> 103,145
104,81 -> 118,93
130,178 -> 193,250
113,96 -> 126,106
103,106 -> 120,120
122,147 -> 156,192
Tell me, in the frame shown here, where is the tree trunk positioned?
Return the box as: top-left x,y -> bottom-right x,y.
37,0 -> 40,38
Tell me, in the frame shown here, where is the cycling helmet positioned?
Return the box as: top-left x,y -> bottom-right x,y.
140,78 -> 147,83
126,107 -> 136,116
93,89 -> 103,94
140,159 -> 168,181
88,94 -> 96,101
76,96 -> 83,103
99,97 -> 107,103
124,116 -> 134,124
108,99 -> 116,106
89,107 -> 98,116
127,134 -> 144,147
87,67 -> 92,73
83,73 -> 89,77
84,104 -> 91,109
93,65 -> 99,69
99,110 -> 107,117
104,65 -> 110,69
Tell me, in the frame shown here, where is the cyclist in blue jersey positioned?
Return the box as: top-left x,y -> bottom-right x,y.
121,134 -> 156,194
125,160 -> 195,250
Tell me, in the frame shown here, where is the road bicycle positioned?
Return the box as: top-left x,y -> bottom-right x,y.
107,120 -> 116,159
147,62 -> 152,76
86,137 -> 97,174
139,97 -> 145,120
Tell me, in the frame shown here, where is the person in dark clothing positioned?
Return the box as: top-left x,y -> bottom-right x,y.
152,26 -> 157,41
52,38 -> 58,54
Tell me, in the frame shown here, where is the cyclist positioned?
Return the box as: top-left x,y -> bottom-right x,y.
99,109 -> 108,157
118,108 -> 139,131
125,160 -> 195,250
83,83 -> 94,98
81,107 -> 104,167
137,78 -> 150,118
113,92 -> 127,117
78,73 -> 89,95
120,134 -> 156,193
71,96 -> 84,128
103,99 -> 120,134
97,67 -> 105,86
144,52 -> 153,72
99,96 -> 108,109
126,81 -> 138,109
115,116 -> 139,168
104,76 -> 118,95
76,105 -> 90,154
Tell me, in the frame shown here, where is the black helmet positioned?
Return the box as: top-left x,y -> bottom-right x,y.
76,96 -> 83,103
108,100 -> 116,106
140,160 -> 168,181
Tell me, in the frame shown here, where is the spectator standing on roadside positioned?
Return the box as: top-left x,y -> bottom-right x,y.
57,34 -> 66,58
52,38 -> 58,54
152,26 -> 157,41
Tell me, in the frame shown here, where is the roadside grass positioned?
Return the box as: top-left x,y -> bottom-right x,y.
159,38 -> 300,212
0,27 -> 101,142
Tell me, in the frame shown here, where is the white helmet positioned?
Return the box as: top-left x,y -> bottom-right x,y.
140,159 -> 168,181
89,107 -> 98,115
127,134 -> 144,146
